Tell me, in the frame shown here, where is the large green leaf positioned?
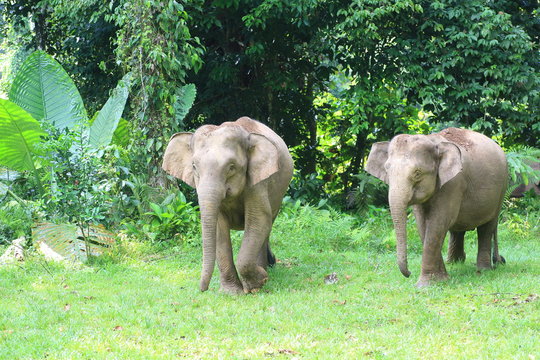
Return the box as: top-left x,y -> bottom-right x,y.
112,118 -> 130,147
9,50 -> 87,130
173,83 -> 196,128
33,222 -> 115,263
88,73 -> 131,147
0,99 -> 46,172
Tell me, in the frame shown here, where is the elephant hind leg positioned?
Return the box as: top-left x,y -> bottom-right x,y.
256,236 -> 275,268
476,218 -> 498,270
447,231 -> 466,263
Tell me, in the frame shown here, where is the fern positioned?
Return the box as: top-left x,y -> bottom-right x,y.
506,146 -> 540,185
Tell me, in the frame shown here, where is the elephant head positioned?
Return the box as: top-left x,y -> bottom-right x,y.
365,134 -> 462,277
162,124 -> 280,291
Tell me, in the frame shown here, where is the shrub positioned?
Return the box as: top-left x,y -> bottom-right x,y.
124,190 -> 200,244
0,200 -> 33,245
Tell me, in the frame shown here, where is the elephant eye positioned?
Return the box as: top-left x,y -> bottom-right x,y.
192,162 -> 198,173
413,169 -> 422,181
228,163 -> 235,173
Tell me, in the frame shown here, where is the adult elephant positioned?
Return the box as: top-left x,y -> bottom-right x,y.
366,128 -> 507,287
162,117 -> 293,294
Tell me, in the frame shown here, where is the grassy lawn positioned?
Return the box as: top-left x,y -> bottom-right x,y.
1,205 -> 539,359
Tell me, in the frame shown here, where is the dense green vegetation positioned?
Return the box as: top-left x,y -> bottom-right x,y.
0,1 -> 539,358
2,1 -> 538,192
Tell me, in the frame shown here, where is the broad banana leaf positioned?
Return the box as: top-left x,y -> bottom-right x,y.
33,222 -> 115,262
112,118 -> 130,147
0,99 -> 46,172
173,84 -> 196,128
9,51 -> 87,130
88,73 -> 132,148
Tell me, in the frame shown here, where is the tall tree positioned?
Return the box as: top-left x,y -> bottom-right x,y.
185,0 -> 337,174
399,0 -> 539,145
320,0 -> 423,192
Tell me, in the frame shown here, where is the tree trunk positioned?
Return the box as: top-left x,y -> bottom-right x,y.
305,77 -> 317,174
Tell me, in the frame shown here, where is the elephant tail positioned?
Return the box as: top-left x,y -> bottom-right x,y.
492,224 -> 506,265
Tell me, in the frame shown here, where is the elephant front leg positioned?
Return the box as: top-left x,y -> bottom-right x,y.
417,226 -> 449,288
216,215 -> 243,295
447,231 -> 466,263
237,199 -> 272,293
237,231 -> 270,293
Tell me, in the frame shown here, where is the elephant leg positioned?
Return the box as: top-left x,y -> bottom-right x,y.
416,198 -> 461,287
216,215 -> 243,294
413,205 -> 426,247
417,224 -> 449,287
447,231 -> 466,263
237,194 -> 272,293
416,184 -> 465,287
476,218 -> 498,271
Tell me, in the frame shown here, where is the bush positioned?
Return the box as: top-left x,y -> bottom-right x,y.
505,146 -> 540,190
124,190 -> 200,244
287,171 -> 327,206
36,126 -> 132,231
0,200 -> 33,245
346,171 -> 389,210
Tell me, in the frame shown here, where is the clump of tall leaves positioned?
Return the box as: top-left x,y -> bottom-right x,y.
124,190 -> 200,244
0,51 -> 131,192
0,51 -> 131,251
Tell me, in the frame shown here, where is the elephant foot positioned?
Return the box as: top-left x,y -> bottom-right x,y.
416,272 -> 449,288
476,261 -> 493,271
239,265 -> 268,293
219,283 -> 244,295
447,253 -> 466,263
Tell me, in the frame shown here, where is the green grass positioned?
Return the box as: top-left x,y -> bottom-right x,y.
0,205 -> 539,359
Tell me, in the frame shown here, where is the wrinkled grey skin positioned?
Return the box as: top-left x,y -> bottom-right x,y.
162,117 -> 293,294
366,128 -> 507,287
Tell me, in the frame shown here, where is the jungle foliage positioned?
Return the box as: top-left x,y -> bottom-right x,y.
0,0 -> 539,243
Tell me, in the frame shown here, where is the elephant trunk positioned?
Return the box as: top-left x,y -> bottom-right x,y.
197,188 -> 223,291
389,187 -> 411,278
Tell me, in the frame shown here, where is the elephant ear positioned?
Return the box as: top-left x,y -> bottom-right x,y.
162,132 -> 195,187
365,142 -> 390,184
248,133 -> 280,186
437,142 -> 463,187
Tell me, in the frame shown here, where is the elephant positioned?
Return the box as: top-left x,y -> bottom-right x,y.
365,127 -> 507,287
510,161 -> 540,197
162,117 -> 293,294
